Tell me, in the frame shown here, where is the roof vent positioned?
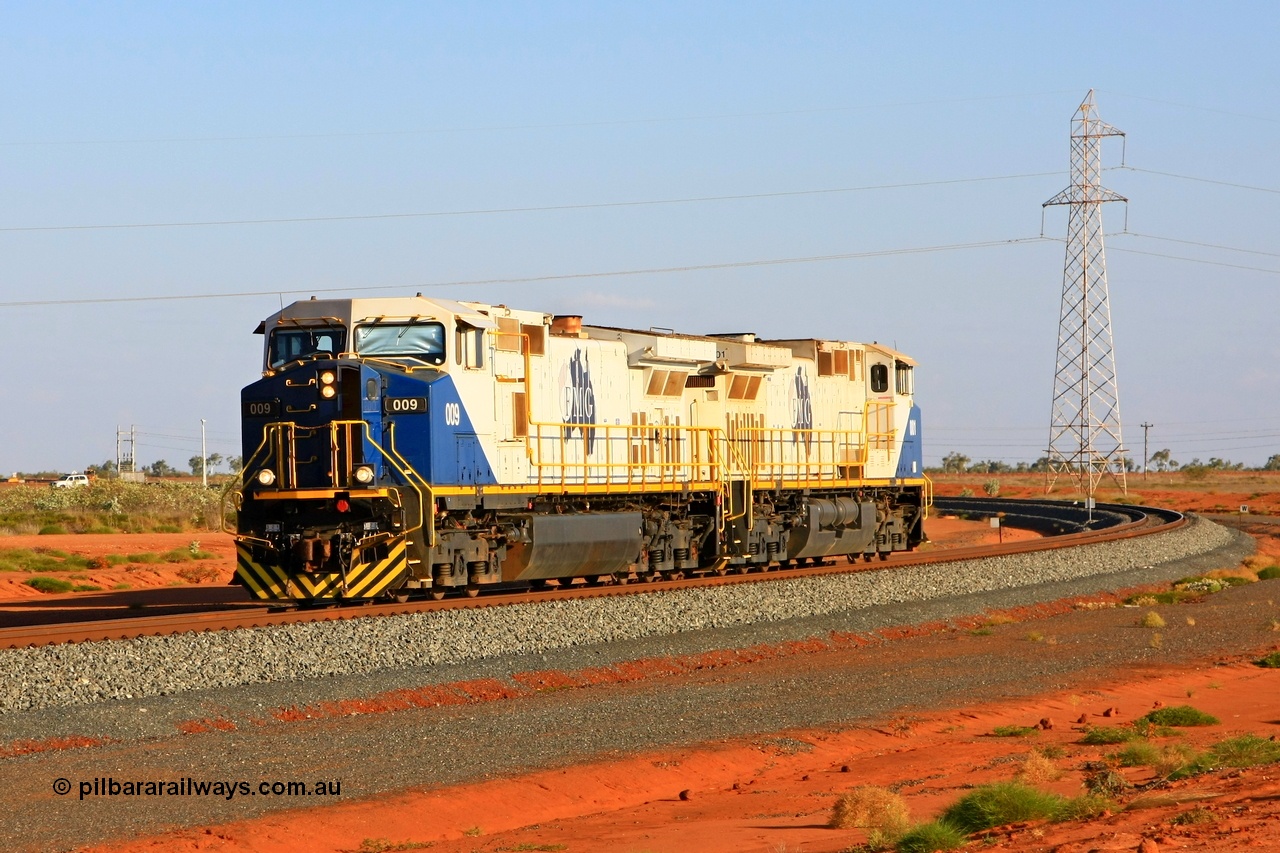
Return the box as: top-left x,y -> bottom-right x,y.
551,315 -> 583,335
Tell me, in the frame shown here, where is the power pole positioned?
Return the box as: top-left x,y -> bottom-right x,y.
201,419 -> 208,488
1140,422 -> 1153,480
1044,90 -> 1129,501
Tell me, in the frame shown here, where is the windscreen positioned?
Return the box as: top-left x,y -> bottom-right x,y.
268,327 -> 347,369
355,322 -> 447,365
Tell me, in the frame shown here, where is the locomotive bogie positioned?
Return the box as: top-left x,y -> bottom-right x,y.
231,296 -> 929,601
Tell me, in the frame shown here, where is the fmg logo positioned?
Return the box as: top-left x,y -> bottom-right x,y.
791,366 -> 813,448
559,348 -> 597,452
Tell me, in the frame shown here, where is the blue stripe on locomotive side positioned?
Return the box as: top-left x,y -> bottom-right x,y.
895,404 -> 924,479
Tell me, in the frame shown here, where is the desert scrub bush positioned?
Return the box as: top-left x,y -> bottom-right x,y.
939,782 -> 1063,833
1169,806 -> 1214,826
893,821 -> 965,853
1258,565 -> 1280,581
829,785 -> 911,843
982,479 -> 1000,497
991,725 -> 1038,738
1141,611 -> 1166,629
0,547 -> 90,573
23,573 -> 97,589
1018,751 -> 1061,783
176,564 -> 224,584
1114,741 -> 1161,767
1080,726 -> 1141,745
1201,733 -> 1280,769
1255,651 -> 1280,668
160,547 -> 217,563
0,482 -> 226,532
1082,767 -> 1130,798
1138,705 -> 1219,727
1055,793 -> 1116,821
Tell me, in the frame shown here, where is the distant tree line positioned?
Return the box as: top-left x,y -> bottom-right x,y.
931,449 -> 1280,474
77,455 -> 244,479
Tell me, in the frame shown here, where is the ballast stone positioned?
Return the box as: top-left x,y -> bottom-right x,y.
0,516 -> 1241,713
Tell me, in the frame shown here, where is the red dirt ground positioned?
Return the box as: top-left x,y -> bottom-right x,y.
0,531 -> 237,601
81,653 -> 1280,853
16,487 -> 1280,853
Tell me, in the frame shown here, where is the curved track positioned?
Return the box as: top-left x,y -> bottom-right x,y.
0,499 -> 1184,649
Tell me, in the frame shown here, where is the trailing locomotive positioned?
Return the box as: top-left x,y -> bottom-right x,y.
230,295 -> 929,601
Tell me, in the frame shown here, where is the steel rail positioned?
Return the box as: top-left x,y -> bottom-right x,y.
0,499 -> 1185,649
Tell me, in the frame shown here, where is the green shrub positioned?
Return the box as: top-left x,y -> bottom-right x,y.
1258,566 -> 1280,581
991,725 -> 1038,738
25,576 -> 73,593
1204,733 -> 1280,769
1115,741 -> 1161,767
72,583 -> 102,592
0,482 -> 225,533
1139,705 -> 1219,727
940,782 -> 1063,834
1169,807 -> 1214,826
1255,651 -> 1280,668
894,821 -> 966,853
1056,794 -> 1116,821
1081,726 -> 1140,745
0,547 -> 88,573
37,524 -> 67,535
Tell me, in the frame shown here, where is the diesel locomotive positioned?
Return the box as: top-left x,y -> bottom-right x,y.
230,295 -> 929,601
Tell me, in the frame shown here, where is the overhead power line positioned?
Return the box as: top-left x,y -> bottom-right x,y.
0,236 -> 1054,308
1117,232 -> 1280,259
0,172 -> 1061,233
1106,246 -> 1280,276
1114,165 -> 1280,196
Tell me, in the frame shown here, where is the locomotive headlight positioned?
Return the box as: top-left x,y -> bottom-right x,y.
320,385 -> 337,399
320,370 -> 336,385
353,465 -> 375,485
256,468 -> 277,486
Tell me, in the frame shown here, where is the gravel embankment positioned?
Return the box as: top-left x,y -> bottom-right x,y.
0,515 -> 1249,715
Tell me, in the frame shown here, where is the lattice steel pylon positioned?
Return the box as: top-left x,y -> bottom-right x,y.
1043,90 -> 1128,497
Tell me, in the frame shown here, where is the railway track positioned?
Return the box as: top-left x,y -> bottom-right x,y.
0,499 -> 1184,649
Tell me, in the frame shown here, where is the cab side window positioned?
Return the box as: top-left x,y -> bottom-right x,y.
870,363 -> 889,393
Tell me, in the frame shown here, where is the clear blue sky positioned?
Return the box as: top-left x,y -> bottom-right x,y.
1,1 -> 1276,474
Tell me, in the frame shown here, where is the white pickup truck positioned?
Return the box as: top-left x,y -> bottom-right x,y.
51,473 -> 91,488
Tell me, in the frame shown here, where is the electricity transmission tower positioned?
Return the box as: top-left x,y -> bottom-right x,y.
1043,90 -> 1128,498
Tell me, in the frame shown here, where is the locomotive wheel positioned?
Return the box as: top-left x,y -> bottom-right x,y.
464,584 -> 480,598
428,587 -> 446,601
586,575 -> 605,587
558,578 -> 575,589
642,572 -> 659,583
393,592 -> 411,604
878,551 -> 889,561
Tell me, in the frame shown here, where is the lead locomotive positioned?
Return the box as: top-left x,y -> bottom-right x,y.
231,295 -> 928,601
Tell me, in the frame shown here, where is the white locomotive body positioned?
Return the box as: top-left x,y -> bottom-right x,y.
233,296 -> 928,600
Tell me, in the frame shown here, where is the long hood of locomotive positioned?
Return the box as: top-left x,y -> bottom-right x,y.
240,361 -> 498,490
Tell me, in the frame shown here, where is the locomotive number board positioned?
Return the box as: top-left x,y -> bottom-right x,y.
383,397 -> 428,415
243,400 -> 280,418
